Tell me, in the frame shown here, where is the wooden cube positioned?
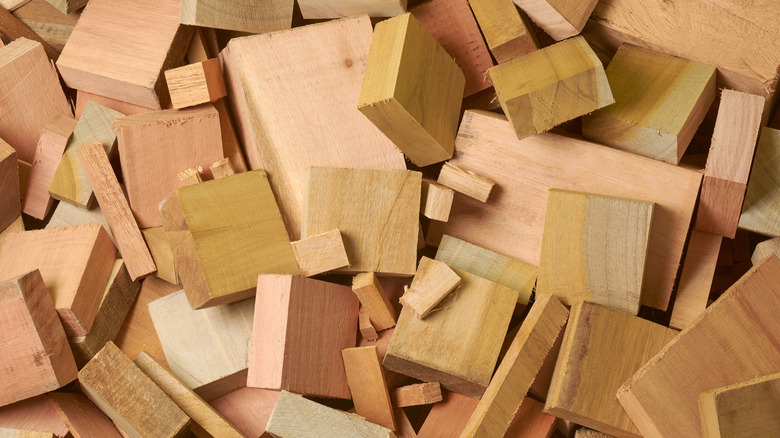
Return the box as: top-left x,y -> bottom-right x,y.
180,0 -> 293,33
420,179 -> 454,222
297,0 -> 406,19
0,138 -> 20,232
165,59 -> 227,109
513,0 -> 598,40
740,127 -> 780,237
468,0 -> 537,64
359,13 -> 465,167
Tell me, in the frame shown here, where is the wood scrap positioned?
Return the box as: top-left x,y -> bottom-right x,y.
45,201 -> 112,242
297,0 -> 406,19
436,162 -> 494,202
513,0 -> 598,40
699,372 -> 780,438
140,227 -> 177,285
0,395 -> 69,438
420,179 -> 454,222
740,127 -> 780,237
418,391 -> 478,437
165,59 -> 227,109
0,9 -> 58,60
752,237 -> 780,265
352,272 -> 397,331
209,388 -> 279,438
669,231 -> 721,331
0,139 -> 20,232
342,346 -> 396,430
359,306 -> 379,342
290,229 -> 350,277
399,257 -> 461,318
180,0 -> 293,33
12,0 -> 79,52
49,392 -> 121,438
392,382 -> 443,408
208,157 -> 234,179
468,0 -> 537,63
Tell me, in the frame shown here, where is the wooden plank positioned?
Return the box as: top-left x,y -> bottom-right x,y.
352,272 -> 397,331
752,237 -> 780,265
1,0 -> 32,11
0,139 -> 20,232
0,395 -> 68,438
78,141 -> 156,281
399,257 -> 460,318
0,38 -> 71,162
418,391 -> 478,437
290,229 -> 350,277
468,0 -> 537,64
220,15 -> 406,241
165,59 -> 227,110
0,428 -> 53,438
428,110 -> 702,311
160,171 -> 299,309
12,0 -> 79,52
739,127 -> 780,237
617,256 -> 780,438
384,268 -> 519,398
209,388 -> 279,438
342,346 -> 396,430
436,162 -> 494,203
421,179 -> 453,222
699,372 -> 780,438
460,294 -> 568,438
537,189 -> 654,315
359,13 -> 465,167
149,289 -> 253,400
45,202 -> 112,242
489,36 -> 612,140
49,393 -> 122,438
504,397 -> 557,438
249,274 -> 359,399
208,157 -> 234,179
180,0 -> 292,33
303,167 -> 420,276
141,227 -> 177,285
695,90 -> 765,238
0,8 -> 58,60
582,44 -> 716,165
359,306 -> 379,342
546,302 -> 677,438
297,0 -> 406,18
669,231 -> 721,331
513,0 -> 598,40
74,90 -> 154,119
0,215 -> 23,252
0,223 -> 116,337
78,342 -> 190,437
392,383 -> 442,407
0,270 -> 77,407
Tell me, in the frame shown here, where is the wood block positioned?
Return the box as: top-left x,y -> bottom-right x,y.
212,99 -> 247,173
436,162 -> 494,203
160,171 -> 299,308
49,393 -> 122,438
46,202 -> 112,242
43,0 -> 84,14
303,167 -> 420,276
266,391 -> 395,438
186,27 -> 218,64
695,90 -> 765,238
575,429 -> 614,438
149,289 -> 253,400
220,15 -> 406,241
0,139 -> 20,232
249,274 -> 359,399
384,268 -> 519,398
165,59 -> 227,110
12,0 -> 79,53
0,428 -> 54,438
15,159 -> 29,204
752,237 -> 780,265
78,342 -> 190,437
135,352 -> 243,438
209,388 -> 280,438
537,190 -> 654,315
0,224 -> 116,337
290,229 -> 350,277
0,215 -> 23,252
420,179 -> 453,222
0,396 -> 68,438
297,0 -> 406,18
352,272 -> 397,331
699,372 -> 780,438
582,44 -> 716,164
75,91 -> 154,119
513,0 -> 598,40
617,256 -> 780,438
468,0 -> 537,64
342,346 -> 396,430
428,110 -> 702,311
359,13 -> 465,167
177,167 -> 202,187
209,157 -> 234,179
69,259 -> 140,367
22,115 -> 77,219
359,306 -> 379,342
141,227 -> 177,285
399,257 -> 460,318
504,397 -> 557,438
669,231 -> 721,331
740,127 -> 780,237
0,0 -> 30,11
78,142 -> 156,281
0,6 -> 59,60
461,294 -> 568,438
0,270 -> 77,407
180,0 -> 292,33
418,391 -> 478,437
392,383 -> 442,407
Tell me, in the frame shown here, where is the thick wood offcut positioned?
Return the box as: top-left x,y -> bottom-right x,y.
352,272 -> 397,331
297,0 -> 406,19
49,393 -> 122,438
669,231 -> 721,331
392,382 -> 442,407
739,127 -> 780,237
342,346 -> 396,430
290,229 -> 350,277
165,59 -> 227,109
436,163 -> 494,203
468,0 -> 537,64
400,257 -> 460,318
0,139 -> 19,232
180,0 -> 293,33
421,179 -> 454,222
513,0 -> 598,40
699,372 -> 780,438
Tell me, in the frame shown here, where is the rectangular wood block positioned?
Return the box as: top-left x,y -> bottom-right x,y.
0,139 -> 20,232
400,256 -> 461,318
249,274 -> 359,399
513,0 -> 598,40
436,162 -> 494,202
669,230 -> 721,331
699,372 -> 780,438
303,167 -> 420,276
342,346 -> 395,430
209,387 -> 280,438
752,237 -> 780,265
297,0 -> 406,18
290,229 -> 350,277
489,36 -> 613,140
740,127 -> 780,237
180,0 -> 293,33
49,392 -> 122,438
418,391 -> 478,437
141,227 -> 177,285
421,179 -> 454,222
468,0 -> 537,64
582,44 -> 716,164
429,110 -> 702,311
352,272 -> 397,331
165,59 -> 227,109
359,13 -> 465,167
392,382 -> 443,407
0,394 -> 69,438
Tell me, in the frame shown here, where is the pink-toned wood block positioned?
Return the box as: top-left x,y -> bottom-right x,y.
0,395 -> 69,437
210,387 -> 281,438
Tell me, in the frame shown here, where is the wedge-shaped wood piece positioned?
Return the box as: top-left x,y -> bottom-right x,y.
115,105 -> 224,228
400,257 -> 460,318
0,395 -> 69,437
429,110 -> 702,311
418,391 -> 478,437
699,372 -> 780,438
0,224 -> 116,337
460,294 -> 568,438
56,0 -> 191,109
421,179 -> 454,222
79,342 -> 190,437
695,90 -> 764,238
617,256 -> 780,438
209,388 -> 279,438
160,171 -> 299,308
45,202 -> 112,242
141,227 -> 177,285
0,38 -> 71,163
49,393 -> 122,438
384,268 -> 519,398
740,127 -> 780,237
537,190 -> 654,315
211,100 -> 248,173
513,0 -> 597,40
0,270 -> 77,407
149,290 -> 253,401
78,142 -> 156,281
359,306 -> 379,342
291,229 -> 350,277
250,275 -> 359,399
0,139 -> 20,232
359,13 -> 465,167
297,0 -> 406,18
266,391 -> 395,438
303,167 -> 420,276
489,36 -> 613,140
393,383 -> 443,408
135,352 -> 244,438
180,0 -> 293,33
352,272 -> 397,331
342,346 -> 396,430
42,0 -> 84,14
209,157 -> 234,179
752,237 -> 780,265
669,231 -> 721,331
468,0 -> 537,63
437,162 -> 494,203
582,44 -> 716,164
221,15 -> 406,241
165,60 -> 227,110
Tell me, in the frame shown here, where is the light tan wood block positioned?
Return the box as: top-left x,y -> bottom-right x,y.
669,231 -> 721,331
437,162 -> 494,203
392,382 -> 442,408
177,167 -> 202,187
45,202 -> 112,242
582,44 -> 716,164
504,397 -> 556,438
49,393 -> 122,438
160,170 -> 299,309
0,428 -> 54,438
418,391 -> 478,437
180,0 -> 292,33
460,294 -> 568,438
78,342 -> 190,437
0,215 -> 23,252
290,229 -> 350,277
468,0 -> 537,63
752,237 -> 780,265
352,272 -> 397,331
359,305 -> 379,342
617,256 -> 780,438
149,290 -> 253,400
421,179 -> 454,222
56,0 -> 191,109
489,36 -> 612,140
0,395 -> 69,437
513,0 -> 598,40
699,372 -> 780,438
209,157 -> 234,179
221,15 -> 406,241
250,275 -> 359,399
0,270 -> 77,407
0,140 -> 20,232
303,167 -> 420,276
359,13 -> 465,167
429,110 -> 702,311
141,227 -> 178,285
209,387 -> 279,438
297,0 -> 406,18
165,59 -> 227,110
41,0 -> 83,13
75,91 -> 154,119
0,224 -> 116,337
400,257 -> 460,318
740,127 -> 780,237
342,346 -> 396,430
78,142 -> 156,281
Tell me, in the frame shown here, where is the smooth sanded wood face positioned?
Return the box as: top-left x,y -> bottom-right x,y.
740,127 -> 780,237
342,346 -> 395,430
297,0 -> 406,18
0,139 -> 20,232
468,0 -> 537,64
699,372 -> 780,438
180,0 -> 293,33
669,231 -> 721,331
513,0 -> 598,40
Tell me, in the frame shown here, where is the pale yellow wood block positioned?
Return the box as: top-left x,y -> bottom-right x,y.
740,127 -> 780,237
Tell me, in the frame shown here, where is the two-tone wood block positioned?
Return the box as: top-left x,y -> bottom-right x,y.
180,0 -> 293,33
